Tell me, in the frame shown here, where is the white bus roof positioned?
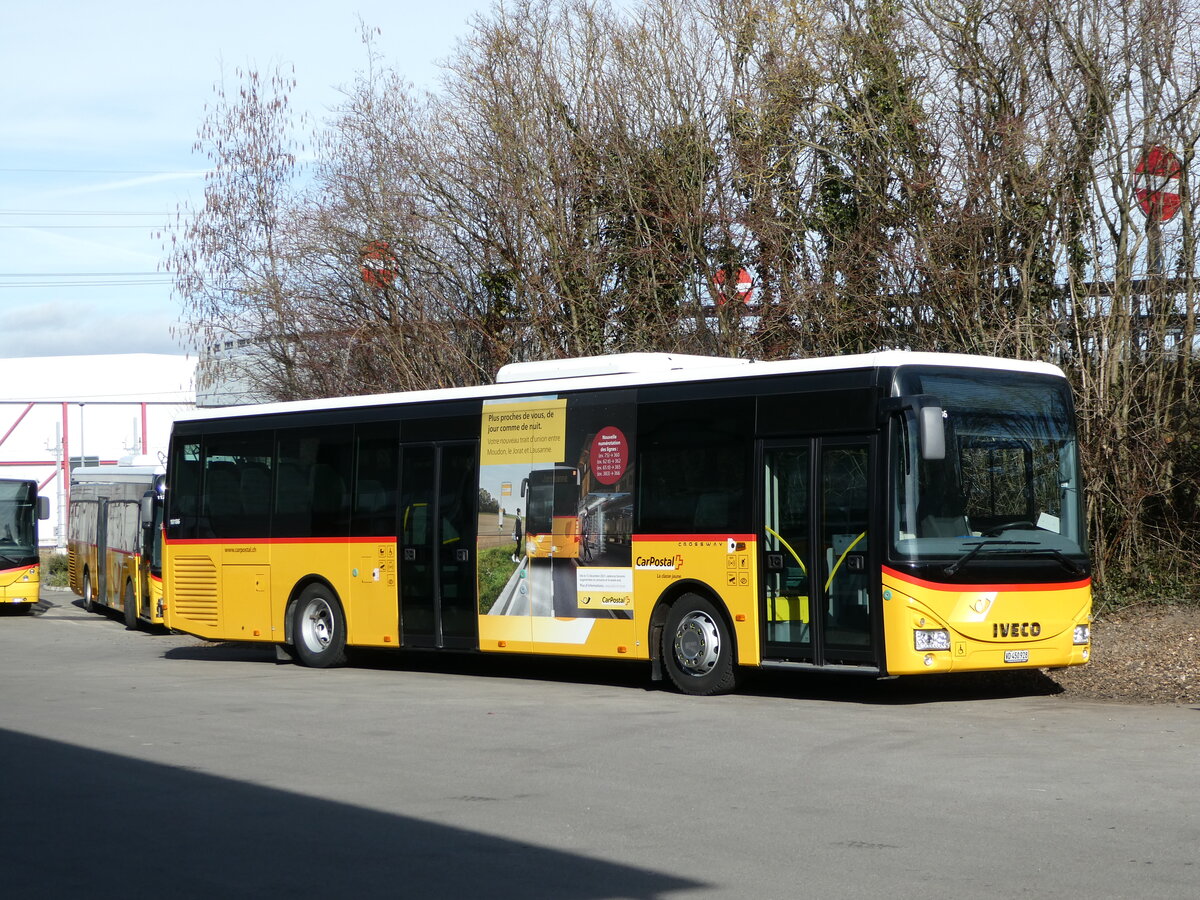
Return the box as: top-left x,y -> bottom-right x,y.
72,456 -> 164,482
176,350 -> 1068,423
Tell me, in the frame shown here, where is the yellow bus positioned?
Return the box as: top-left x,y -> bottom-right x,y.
0,479 -> 49,613
162,351 -> 1091,694
521,466 -> 581,559
69,458 -> 166,630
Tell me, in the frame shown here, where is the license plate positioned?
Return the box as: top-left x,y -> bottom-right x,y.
1004,649 -> 1030,664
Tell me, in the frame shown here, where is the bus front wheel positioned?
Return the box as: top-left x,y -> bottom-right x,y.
123,580 -> 139,631
291,585 -> 347,668
662,594 -> 739,696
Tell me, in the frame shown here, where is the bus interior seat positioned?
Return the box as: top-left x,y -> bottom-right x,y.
240,463 -> 272,514
206,464 -> 241,517
276,462 -> 309,514
356,479 -> 388,513
311,463 -> 349,533
693,492 -> 731,530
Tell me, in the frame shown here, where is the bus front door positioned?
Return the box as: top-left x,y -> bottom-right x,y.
399,442 -> 479,650
96,498 -> 109,607
761,438 -> 877,669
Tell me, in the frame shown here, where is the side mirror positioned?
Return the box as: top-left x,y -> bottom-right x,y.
919,406 -> 946,461
140,493 -> 156,528
37,496 -> 50,520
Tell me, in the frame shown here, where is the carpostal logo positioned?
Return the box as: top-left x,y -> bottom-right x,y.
635,554 -> 684,571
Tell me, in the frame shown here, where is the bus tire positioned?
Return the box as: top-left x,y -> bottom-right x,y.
123,580 -> 139,631
291,584 -> 348,668
661,593 -> 739,696
82,569 -> 95,613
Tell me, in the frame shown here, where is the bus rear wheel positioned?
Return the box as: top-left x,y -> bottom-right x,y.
123,580 -> 139,631
662,594 -> 739,696
82,570 -> 95,613
291,585 -> 347,668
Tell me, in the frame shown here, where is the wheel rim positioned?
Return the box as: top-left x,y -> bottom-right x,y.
673,610 -> 722,676
299,596 -> 335,653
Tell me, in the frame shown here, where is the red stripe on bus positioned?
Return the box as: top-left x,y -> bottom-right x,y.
883,566 -> 1090,593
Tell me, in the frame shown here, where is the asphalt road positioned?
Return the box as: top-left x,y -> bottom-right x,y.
2,588 -> 1197,899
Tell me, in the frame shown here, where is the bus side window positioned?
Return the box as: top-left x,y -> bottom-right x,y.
205,462 -> 241,537
240,462 -> 272,534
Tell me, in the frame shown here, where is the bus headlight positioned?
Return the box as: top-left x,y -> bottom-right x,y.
1073,624 -> 1090,645
914,629 -> 950,651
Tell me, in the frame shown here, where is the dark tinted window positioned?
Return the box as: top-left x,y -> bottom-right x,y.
274,427 -> 353,538
353,423 -> 399,536
168,438 -> 202,539
636,397 -> 753,533
202,434 -> 273,539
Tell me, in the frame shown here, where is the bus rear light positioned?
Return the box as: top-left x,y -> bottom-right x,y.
914,629 -> 950,651
1073,625 -> 1090,645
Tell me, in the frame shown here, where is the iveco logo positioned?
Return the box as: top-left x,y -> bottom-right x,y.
993,622 -> 1042,638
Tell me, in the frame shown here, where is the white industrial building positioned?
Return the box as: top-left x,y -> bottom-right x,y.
0,354 -> 197,548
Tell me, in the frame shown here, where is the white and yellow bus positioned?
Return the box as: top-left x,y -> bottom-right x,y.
0,479 -> 49,613
162,351 -> 1091,694
69,458 -> 166,630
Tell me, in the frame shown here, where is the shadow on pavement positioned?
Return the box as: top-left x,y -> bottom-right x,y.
164,639 -> 1063,705
0,728 -> 702,899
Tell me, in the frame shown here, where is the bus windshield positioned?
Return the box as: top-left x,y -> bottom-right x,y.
524,467 -> 579,534
0,480 -> 38,566
891,369 -> 1087,567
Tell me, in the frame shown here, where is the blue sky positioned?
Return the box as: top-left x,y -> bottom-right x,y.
0,1 -> 492,359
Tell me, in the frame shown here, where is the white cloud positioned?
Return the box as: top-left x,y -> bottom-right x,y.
0,0 -> 491,359
0,302 -> 187,359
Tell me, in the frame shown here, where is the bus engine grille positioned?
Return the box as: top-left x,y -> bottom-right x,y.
172,556 -> 219,624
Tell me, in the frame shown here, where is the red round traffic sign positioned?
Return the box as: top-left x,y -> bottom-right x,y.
714,267 -> 753,305
1134,145 -> 1182,223
360,240 -> 397,288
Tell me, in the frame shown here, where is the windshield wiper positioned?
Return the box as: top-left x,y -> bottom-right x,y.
1028,547 -> 1086,576
944,540 -> 1037,575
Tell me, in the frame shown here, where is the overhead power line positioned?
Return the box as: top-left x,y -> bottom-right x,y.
0,167 -> 206,176
0,272 -> 165,277
0,280 -> 173,288
0,210 -> 191,216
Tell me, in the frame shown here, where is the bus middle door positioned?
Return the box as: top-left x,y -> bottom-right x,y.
399,442 -> 479,650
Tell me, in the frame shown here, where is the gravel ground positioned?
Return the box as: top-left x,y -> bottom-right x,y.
1046,605 -> 1200,705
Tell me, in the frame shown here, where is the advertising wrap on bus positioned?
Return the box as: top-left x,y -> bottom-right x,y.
478,393 -> 635,652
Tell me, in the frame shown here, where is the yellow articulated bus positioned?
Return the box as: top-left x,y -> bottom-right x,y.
162,351 -> 1091,695
0,479 -> 50,613
68,458 -> 166,630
